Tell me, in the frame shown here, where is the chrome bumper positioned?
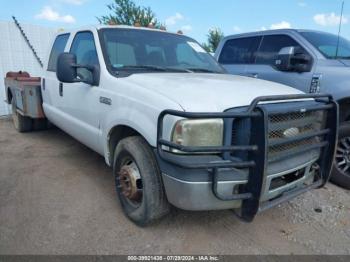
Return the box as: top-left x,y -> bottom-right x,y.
160,159 -> 317,211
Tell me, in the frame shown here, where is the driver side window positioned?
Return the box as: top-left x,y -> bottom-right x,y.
70,31 -> 99,82
255,35 -> 306,65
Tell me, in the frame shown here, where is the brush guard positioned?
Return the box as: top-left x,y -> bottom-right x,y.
157,94 -> 338,222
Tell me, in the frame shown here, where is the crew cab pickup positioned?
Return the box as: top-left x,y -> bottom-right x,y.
4,25 -> 338,226
215,29 -> 350,189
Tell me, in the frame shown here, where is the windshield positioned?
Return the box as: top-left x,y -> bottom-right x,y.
301,31 -> 350,59
99,28 -> 225,76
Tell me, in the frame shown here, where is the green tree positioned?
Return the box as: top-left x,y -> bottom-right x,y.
97,0 -> 164,28
202,28 -> 224,53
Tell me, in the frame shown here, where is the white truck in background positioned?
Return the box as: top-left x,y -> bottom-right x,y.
4,25 -> 338,226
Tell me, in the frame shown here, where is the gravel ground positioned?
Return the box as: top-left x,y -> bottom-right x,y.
0,118 -> 349,255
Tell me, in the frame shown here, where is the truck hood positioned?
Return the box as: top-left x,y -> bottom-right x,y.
127,73 -> 304,112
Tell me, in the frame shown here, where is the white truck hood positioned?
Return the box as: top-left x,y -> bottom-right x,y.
127,73 -> 304,112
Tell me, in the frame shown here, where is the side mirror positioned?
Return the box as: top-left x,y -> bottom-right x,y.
56,53 -> 100,86
275,46 -> 312,73
57,53 -> 78,83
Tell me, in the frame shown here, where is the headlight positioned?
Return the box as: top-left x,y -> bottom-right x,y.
171,119 -> 224,153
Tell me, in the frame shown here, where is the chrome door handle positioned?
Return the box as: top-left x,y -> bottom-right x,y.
59,83 -> 63,96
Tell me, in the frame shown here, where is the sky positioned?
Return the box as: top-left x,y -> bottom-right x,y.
0,0 -> 349,43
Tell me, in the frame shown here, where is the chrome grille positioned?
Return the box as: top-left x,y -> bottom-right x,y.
269,111 -> 315,123
267,110 -> 327,162
269,137 -> 318,155
231,109 -> 327,163
269,124 -> 314,139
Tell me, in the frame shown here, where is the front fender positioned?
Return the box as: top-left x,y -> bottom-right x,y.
102,106 -> 160,166
319,70 -> 350,102
331,84 -> 350,102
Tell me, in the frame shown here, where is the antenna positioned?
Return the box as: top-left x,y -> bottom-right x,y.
335,1 -> 345,58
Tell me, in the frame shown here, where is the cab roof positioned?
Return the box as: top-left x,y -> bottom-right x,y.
57,24 -> 183,37
222,28 -> 337,39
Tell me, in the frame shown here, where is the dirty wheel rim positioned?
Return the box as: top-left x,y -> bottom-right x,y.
117,157 -> 143,207
335,137 -> 350,176
11,102 -> 19,130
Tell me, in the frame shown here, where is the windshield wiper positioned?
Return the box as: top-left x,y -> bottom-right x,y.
117,65 -> 193,73
185,68 -> 222,73
337,56 -> 350,59
331,55 -> 350,59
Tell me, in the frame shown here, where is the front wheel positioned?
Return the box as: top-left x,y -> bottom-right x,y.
113,136 -> 170,226
331,123 -> 350,189
11,99 -> 32,132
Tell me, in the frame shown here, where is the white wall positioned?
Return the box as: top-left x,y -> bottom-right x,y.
0,21 -> 57,116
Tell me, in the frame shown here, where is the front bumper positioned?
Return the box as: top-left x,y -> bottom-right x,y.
156,94 -> 338,222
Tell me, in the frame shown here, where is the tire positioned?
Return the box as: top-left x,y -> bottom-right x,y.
331,123 -> 350,189
33,118 -> 49,131
113,136 -> 170,226
11,99 -> 32,132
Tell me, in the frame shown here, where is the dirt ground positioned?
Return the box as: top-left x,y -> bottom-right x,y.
0,117 -> 349,255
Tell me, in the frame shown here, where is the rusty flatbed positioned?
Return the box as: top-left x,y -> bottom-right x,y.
4,71 -> 45,119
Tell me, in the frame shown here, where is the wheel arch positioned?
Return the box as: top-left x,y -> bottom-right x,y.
106,124 -> 155,166
337,97 -> 350,123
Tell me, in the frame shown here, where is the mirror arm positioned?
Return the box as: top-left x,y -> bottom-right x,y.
70,64 -> 96,85
72,64 -> 95,71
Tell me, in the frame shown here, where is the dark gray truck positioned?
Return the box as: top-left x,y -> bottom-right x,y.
215,29 -> 350,189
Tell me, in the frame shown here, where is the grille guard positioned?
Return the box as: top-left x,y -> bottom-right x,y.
157,94 -> 338,221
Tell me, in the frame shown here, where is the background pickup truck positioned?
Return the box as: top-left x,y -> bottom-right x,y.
4,25 -> 338,226
215,29 -> 350,189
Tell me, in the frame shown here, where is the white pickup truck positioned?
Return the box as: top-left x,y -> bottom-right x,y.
4,25 -> 338,226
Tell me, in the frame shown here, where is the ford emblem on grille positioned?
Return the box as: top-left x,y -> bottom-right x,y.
283,127 -> 300,138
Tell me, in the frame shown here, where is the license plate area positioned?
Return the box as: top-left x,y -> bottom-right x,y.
269,168 -> 306,190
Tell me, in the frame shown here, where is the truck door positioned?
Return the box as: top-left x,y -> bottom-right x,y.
43,33 -> 70,113
217,36 -> 262,76
58,31 -> 102,153
245,34 -> 315,93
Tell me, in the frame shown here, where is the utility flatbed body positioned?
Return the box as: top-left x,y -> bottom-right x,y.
4,72 -> 44,119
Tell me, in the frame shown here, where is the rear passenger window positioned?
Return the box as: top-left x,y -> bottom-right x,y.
218,37 -> 261,64
47,34 -> 70,72
256,35 -> 303,65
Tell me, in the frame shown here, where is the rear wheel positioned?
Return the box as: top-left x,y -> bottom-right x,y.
331,123 -> 350,189
113,136 -> 170,226
11,99 -> 32,132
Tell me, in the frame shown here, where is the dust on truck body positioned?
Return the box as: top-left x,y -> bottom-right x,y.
4,25 -> 338,226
